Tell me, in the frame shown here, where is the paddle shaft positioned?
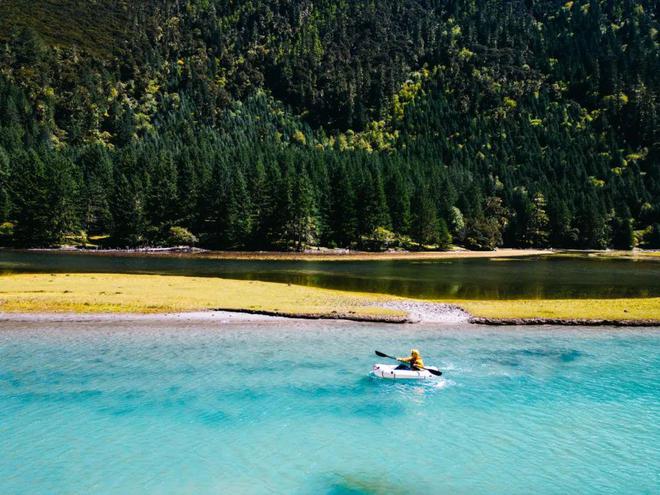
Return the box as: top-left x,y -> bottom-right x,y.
374,351 -> 442,376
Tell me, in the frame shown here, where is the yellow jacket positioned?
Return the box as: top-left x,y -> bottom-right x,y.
398,355 -> 424,369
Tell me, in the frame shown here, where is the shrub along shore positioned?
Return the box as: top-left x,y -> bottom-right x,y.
1,273 -> 658,325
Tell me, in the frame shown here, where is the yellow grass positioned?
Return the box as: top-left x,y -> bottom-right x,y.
453,298 -> 660,321
555,250 -> 660,260
1,273 -> 658,323
0,273 -> 404,320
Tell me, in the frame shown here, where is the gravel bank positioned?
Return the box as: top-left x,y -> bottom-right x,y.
377,301 -> 470,324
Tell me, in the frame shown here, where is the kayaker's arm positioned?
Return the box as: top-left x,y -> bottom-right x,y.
398,356 -> 424,369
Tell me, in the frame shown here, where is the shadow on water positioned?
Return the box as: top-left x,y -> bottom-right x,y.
2,250 -> 659,299
483,348 -> 586,367
322,474 -> 408,495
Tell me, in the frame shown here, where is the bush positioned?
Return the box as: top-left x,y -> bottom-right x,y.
0,222 -> 14,246
463,218 -> 501,251
166,226 -> 198,247
360,227 -> 415,251
642,224 -> 660,249
62,230 -> 90,247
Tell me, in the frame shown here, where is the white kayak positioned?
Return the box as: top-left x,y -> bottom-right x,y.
371,363 -> 440,380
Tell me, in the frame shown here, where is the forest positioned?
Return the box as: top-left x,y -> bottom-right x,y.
0,0 -> 658,250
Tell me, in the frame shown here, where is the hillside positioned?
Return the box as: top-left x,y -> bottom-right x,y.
0,0 -> 658,250
0,0 -> 135,55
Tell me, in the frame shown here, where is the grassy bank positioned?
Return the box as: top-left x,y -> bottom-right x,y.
454,298 -> 660,322
1,273 -> 658,323
0,273 -> 405,321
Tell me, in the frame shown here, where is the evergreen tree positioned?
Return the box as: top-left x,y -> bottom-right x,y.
0,145 -> 10,223
146,149 -> 178,237
327,162 -> 357,247
611,217 -> 634,250
0,0 -> 656,251
10,150 -> 76,246
111,172 -> 146,247
77,145 -> 113,236
411,186 -> 441,247
280,163 -> 318,251
386,168 -> 411,235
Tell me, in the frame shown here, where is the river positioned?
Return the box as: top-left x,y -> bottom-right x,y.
0,317 -> 658,494
1,250 -> 659,299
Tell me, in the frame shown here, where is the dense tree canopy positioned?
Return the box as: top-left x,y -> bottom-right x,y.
0,0 -> 657,250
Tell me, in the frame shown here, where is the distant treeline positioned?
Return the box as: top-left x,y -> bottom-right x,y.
0,0 -> 658,250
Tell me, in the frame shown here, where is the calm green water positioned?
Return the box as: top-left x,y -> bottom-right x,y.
1,250 -> 659,299
0,318 -> 658,494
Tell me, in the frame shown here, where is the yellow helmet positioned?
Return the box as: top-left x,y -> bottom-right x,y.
411,349 -> 420,357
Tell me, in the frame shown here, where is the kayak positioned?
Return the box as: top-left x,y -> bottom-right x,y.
371,363 -> 440,380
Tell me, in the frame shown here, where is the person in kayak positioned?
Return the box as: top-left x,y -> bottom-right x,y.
397,349 -> 424,370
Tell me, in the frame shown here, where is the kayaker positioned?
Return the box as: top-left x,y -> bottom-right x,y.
397,349 -> 424,370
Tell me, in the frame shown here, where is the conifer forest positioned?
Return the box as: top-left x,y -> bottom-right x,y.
0,0 -> 657,251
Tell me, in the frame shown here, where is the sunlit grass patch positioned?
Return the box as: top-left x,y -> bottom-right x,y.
452,298 -> 660,321
0,273 -> 405,321
2,273 -> 658,323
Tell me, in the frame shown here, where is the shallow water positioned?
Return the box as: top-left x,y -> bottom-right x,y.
1,319 -> 658,494
2,250 -> 659,299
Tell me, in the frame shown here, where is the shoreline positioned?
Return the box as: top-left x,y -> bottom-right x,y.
2,309 -> 659,327
16,247 -> 555,261
13,247 -> 660,262
1,273 -> 658,327
468,317 -> 660,327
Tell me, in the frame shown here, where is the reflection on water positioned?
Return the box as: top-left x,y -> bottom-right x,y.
1,250 -> 659,299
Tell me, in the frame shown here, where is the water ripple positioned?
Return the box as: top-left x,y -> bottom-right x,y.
0,321 -> 658,494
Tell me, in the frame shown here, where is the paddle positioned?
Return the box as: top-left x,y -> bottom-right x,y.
375,350 -> 442,376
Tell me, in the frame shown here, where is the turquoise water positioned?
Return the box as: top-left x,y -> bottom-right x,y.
1,319 -> 658,494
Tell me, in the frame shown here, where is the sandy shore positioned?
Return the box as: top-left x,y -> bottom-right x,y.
0,310 -> 287,323
0,303 -> 470,325
26,247 -> 554,261
2,307 -> 658,326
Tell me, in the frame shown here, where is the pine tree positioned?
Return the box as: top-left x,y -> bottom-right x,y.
146,149 -> 178,236
611,216 -> 634,250
386,167 -> 411,235
77,145 -> 113,236
411,187 -> 441,247
10,150 -> 76,246
358,167 -> 391,238
327,162 -> 357,247
280,162 -> 318,251
111,173 -> 146,247
0,145 -> 10,222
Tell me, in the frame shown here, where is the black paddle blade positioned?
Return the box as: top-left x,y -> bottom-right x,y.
375,350 -> 389,358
